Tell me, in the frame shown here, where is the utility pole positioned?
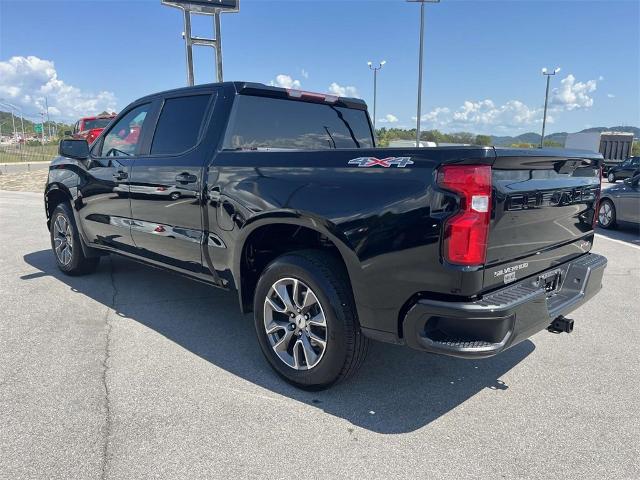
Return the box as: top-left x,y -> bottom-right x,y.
40,111 -> 45,145
10,110 -> 16,141
540,67 -> 560,148
45,96 -> 52,140
407,0 -> 440,147
367,60 -> 386,131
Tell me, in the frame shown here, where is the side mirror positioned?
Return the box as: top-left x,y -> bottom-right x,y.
59,138 -> 89,160
64,130 -> 72,136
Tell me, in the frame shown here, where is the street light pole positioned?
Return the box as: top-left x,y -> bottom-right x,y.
367,60 -> 386,131
407,0 -> 440,147
540,66 -> 560,148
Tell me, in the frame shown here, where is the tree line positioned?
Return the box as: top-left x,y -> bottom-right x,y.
375,127 -> 569,148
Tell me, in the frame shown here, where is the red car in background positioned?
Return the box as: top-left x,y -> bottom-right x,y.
72,114 -> 116,145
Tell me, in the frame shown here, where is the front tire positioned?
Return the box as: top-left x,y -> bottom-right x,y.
608,172 -> 616,183
50,203 -> 100,275
598,199 -> 616,229
254,250 -> 368,390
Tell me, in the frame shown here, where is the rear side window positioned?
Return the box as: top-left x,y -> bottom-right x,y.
223,95 -> 374,150
150,94 -> 211,155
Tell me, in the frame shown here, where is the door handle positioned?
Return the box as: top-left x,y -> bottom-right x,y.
113,170 -> 128,180
175,172 -> 198,184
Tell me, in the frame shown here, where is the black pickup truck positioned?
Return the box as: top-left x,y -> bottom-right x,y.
46,82 -> 607,389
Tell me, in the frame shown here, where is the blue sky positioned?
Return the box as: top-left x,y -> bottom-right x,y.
1,0 -> 638,135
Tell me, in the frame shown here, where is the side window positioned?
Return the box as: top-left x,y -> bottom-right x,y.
223,95 -> 374,150
100,104 -> 150,157
150,94 -> 211,155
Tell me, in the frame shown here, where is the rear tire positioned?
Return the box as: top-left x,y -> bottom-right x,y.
598,199 -> 616,229
253,250 -> 368,390
50,203 -> 100,275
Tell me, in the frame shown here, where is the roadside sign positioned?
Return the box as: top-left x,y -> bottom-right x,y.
34,124 -> 43,134
161,0 -> 239,14
162,0 -> 239,85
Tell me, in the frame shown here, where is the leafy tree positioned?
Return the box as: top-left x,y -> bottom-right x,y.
475,135 -> 492,146
632,141 -> 640,157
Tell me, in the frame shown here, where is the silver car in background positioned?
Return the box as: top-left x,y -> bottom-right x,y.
598,173 -> 640,229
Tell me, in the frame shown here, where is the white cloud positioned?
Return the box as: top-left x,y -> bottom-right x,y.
0,56 -> 117,122
415,100 -> 545,130
550,74 -> 597,110
328,82 -> 360,98
607,93 -> 615,98
378,114 -> 399,123
413,74 -> 599,132
269,74 -> 301,89
301,69 -> 309,79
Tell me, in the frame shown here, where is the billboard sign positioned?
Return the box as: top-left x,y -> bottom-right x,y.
161,0 -> 239,13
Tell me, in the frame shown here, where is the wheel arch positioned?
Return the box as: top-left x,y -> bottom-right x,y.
45,184 -> 74,230
233,213 -> 364,317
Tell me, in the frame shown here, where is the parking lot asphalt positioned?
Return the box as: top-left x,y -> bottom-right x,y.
0,190 -> 638,480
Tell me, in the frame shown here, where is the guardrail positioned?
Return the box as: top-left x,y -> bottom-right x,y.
0,142 -> 58,164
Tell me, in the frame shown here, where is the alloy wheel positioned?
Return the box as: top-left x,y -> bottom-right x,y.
598,202 -> 613,227
263,277 -> 328,370
53,214 -> 73,266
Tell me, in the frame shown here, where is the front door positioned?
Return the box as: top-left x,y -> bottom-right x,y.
78,102 -> 153,252
616,176 -> 640,223
129,92 -> 216,274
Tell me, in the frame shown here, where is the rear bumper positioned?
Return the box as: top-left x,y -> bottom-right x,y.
402,253 -> 607,358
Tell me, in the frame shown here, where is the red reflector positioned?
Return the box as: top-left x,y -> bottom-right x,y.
437,165 -> 492,266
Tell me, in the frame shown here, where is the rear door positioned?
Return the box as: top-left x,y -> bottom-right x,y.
483,150 -> 602,290
129,91 -> 217,274
615,176 -> 640,222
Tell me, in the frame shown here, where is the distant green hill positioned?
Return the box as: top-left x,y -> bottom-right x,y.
491,126 -> 640,147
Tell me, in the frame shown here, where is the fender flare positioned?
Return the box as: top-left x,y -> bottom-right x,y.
231,210 -> 368,317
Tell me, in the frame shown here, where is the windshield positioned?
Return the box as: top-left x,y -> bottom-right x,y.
83,118 -> 113,131
223,95 -> 374,150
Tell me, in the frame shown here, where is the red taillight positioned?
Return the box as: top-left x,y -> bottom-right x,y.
437,165 -> 492,266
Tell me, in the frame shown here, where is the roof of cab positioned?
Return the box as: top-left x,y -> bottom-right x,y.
133,81 -> 368,110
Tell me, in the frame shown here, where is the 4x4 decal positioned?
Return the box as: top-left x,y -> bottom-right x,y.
348,157 -> 414,168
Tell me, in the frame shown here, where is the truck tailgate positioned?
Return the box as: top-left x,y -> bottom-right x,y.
483,149 -> 602,291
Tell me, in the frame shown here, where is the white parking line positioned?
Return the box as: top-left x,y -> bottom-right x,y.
595,233 -> 640,251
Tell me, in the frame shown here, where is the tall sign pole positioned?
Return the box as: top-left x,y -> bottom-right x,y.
407,0 -> 440,147
162,0 -> 239,86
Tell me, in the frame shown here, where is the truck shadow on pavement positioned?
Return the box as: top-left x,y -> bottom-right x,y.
22,249 -> 534,434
